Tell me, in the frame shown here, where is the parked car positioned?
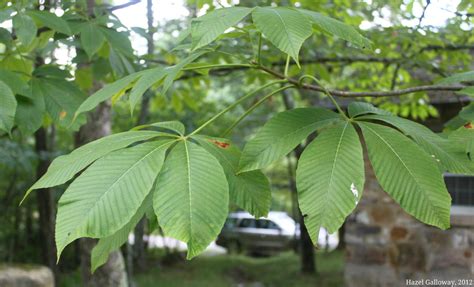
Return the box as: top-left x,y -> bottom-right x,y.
216,211 -> 339,255
216,211 -> 299,255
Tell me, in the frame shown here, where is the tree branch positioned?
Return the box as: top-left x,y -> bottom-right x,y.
256,64 -> 467,98
107,0 -> 141,11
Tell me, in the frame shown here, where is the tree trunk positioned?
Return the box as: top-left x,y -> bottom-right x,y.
80,238 -> 127,287
35,126 -> 58,283
337,223 -> 346,250
75,102 -> 128,287
132,0 -> 155,272
281,90 -> 316,274
75,100 -> 127,287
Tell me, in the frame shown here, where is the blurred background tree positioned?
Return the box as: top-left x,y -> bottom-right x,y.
0,0 -> 472,286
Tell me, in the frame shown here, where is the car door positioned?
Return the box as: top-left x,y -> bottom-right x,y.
255,219 -> 286,251
236,218 -> 260,251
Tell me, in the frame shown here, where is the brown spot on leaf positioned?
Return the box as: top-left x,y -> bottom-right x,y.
209,139 -> 230,149
59,111 -> 67,120
464,122 -> 473,129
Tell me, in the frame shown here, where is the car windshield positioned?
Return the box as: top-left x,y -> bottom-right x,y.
239,218 -> 257,228
223,218 -> 238,229
257,219 -> 280,230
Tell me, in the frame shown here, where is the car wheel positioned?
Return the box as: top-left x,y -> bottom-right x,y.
227,240 -> 241,255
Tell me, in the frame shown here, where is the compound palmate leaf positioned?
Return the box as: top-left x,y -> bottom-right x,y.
55,140 -> 174,258
296,121 -> 364,245
23,130 -> 164,201
153,140 -> 229,259
191,7 -> 253,50
252,7 -> 312,64
193,135 -> 271,218
239,107 -> 342,173
359,122 -> 451,229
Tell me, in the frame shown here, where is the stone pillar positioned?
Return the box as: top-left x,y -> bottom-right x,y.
344,151 -> 474,287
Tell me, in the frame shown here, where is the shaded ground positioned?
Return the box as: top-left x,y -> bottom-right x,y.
61,250 -> 343,287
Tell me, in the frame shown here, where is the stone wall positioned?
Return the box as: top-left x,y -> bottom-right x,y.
0,265 -> 54,287
344,152 -> 474,287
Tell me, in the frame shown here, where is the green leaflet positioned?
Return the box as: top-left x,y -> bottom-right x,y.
457,86 -> 474,97
74,71 -> 145,118
0,80 -> 16,134
134,121 -> 185,136
161,50 -> 210,96
252,7 -> 312,64
448,128 -> 474,159
15,85 -> 45,135
12,13 -> 37,46
77,50 -> 205,118
56,140 -> 173,259
100,27 -> 135,58
296,121 -> 364,245
0,28 -> 12,48
27,11 -> 72,35
359,122 -> 451,230
358,114 -> 474,174
299,9 -> 372,49
347,101 -> 391,118
153,140 -> 229,259
129,67 -> 167,113
193,135 -> 271,218
437,70 -> 474,84
191,7 -> 253,50
459,103 -> 474,122
0,9 -> 12,22
91,193 -> 152,272
239,108 -> 342,173
23,130 -> 163,202
80,22 -> 105,58
0,69 -> 29,96
32,78 -> 85,127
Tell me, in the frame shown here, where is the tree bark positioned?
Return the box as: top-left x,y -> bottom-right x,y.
80,238 -> 127,287
35,117 -> 58,283
132,0 -> 155,272
281,90 -> 316,274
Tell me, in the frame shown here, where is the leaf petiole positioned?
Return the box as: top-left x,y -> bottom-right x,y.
299,75 -> 349,120
188,79 -> 288,137
222,85 -> 295,137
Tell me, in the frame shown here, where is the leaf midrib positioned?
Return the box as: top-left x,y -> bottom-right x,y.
183,140 -> 194,240
320,122 -> 349,225
62,140 -> 172,245
363,124 -> 443,223
268,8 -> 297,57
